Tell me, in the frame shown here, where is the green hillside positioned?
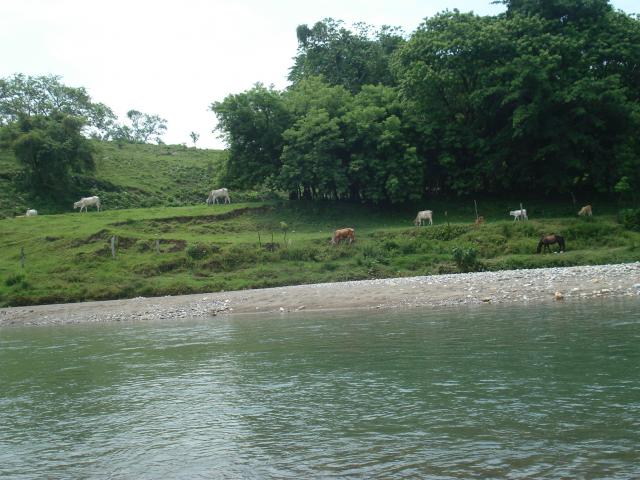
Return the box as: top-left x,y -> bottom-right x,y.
0,142 -> 228,217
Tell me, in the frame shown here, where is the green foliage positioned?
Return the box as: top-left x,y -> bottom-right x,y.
0,113 -> 94,194
418,224 -> 471,241
186,243 -> 218,260
211,83 -> 290,188
110,110 -> 168,144
213,8 -> 640,201
452,246 -> 481,273
618,208 -> 640,231
4,272 -> 28,288
290,18 -> 404,92
0,73 -> 116,138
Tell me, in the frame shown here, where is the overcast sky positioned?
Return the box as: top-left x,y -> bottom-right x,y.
1,0 -> 638,149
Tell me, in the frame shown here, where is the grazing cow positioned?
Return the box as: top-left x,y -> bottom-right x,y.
74,196 -> 101,212
331,228 -> 355,245
414,210 -> 433,226
578,205 -> 592,217
25,209 -> 38,216
510,209 -> 528,221
206,188 -> 230,205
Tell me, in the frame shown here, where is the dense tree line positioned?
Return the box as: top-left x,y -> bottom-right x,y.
212,1 -> 640,201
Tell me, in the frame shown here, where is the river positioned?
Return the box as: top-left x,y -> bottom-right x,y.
1,299 -> 639,478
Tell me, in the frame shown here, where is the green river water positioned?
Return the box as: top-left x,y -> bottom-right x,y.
1,299 -> 639,478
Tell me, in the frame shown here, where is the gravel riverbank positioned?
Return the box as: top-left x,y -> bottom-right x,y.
1,263 -> 639,327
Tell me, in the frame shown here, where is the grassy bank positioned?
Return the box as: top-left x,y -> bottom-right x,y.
1,200 -> 639,307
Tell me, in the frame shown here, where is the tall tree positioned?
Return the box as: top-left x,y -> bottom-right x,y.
0,113 -> 94,193
211,83 -> 291,188
278,77 -> 352,199
344,84 -> 421,202
289,19 -> 405,92
0,74 -> 116,139
123,110 -> 167,144
393,6 -> 640,194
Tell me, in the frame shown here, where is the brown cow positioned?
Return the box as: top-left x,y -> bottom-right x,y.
578,205 -> 592,216
331,228 -> 355,245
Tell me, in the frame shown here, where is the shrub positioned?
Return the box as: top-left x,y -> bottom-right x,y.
5,272 -> 29,288
219,245 -> 259,270
358,243 -> 390,264
186,243 -> 219,260
619,208 -> 640,231
279,246 -> 324,262
420,224 -> 471,241
452,246 -> 481,272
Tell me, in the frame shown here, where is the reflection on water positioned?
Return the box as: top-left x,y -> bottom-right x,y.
1,299 -> 639,478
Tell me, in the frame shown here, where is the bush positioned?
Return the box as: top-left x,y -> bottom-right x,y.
186,243 -> 213,260
619,208 -> 640,231
419,224 -> 471,241
358,243 -> 390,264
5,272 -> 29,288
278,246 -> 325,262
452,246 -> 481,272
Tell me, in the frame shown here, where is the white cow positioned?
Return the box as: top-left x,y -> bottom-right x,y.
414,210 -> 433,226
206,188 -> 230,205
510,209 -> 528,221
25,209 -> 38,216
74,196 -> 101,212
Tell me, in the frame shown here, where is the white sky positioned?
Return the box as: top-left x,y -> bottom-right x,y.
1,0 -> 638,149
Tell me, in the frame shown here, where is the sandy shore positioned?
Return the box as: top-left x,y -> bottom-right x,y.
1,263 -> 639,327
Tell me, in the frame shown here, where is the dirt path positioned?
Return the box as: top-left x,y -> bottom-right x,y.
1,263 -> 639,327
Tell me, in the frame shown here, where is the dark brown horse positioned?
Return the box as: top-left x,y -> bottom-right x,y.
537,234 -> 565,254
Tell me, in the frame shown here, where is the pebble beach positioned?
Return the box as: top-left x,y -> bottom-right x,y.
1,262 -> 639,327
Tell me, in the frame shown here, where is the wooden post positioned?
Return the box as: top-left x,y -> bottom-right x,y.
20,247 -> 25,269
474,200 -> 479,221
155,239 -> 160,253
111,236 -> 116,258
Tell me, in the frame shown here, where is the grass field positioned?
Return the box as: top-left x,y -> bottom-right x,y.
1,199 -> 639,307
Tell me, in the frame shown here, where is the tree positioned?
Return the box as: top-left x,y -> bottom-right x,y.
344,85 -> 422,202
393,6 -> 640,194
278,78 -> 352,199
0,113 -> 95,193
124,110 -> 167,143
190,131 -> 200,147
289,18 -> 405,92
211,83 -> 291,188
0,74 -> 116,139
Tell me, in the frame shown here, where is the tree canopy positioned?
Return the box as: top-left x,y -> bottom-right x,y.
110,109 -> 168,144
212,3 -> 640,202
0,113 -> 95,193
0,74 -> 116,139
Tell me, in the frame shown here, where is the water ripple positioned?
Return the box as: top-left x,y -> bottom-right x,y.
1,299 -> 639,478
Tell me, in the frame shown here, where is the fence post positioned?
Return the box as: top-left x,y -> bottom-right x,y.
155,238 -> 160,253
111,236 -> 117,258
